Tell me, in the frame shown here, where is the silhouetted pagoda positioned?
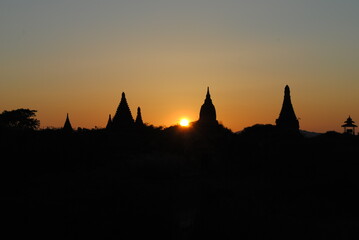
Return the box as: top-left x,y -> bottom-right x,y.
63,113 -> 73,132
135,107 -> 144,126
341,116 -> 357,135
198,87 -> 218,126
276,85 -> 299,131
111,92 -> 134,130
106,114 -> 112,129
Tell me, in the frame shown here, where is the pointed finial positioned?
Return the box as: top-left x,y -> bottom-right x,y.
206,87 -> 210,98
284,85 -> 291,97
122,92 -> 125,98
285,85 -> 290,95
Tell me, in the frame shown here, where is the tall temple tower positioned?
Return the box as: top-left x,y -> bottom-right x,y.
63,113 -> 73,132
111,92 -> 134,129
276,85 -> 299,131
198,87 -> 218,126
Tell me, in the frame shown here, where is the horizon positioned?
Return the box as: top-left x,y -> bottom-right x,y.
23,86 -> 351,134
1,1 -> 358,133
1,86 -> 355,134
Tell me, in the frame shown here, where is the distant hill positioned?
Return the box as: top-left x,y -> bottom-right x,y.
236,126 -> 323,138
299,129 -> 323,138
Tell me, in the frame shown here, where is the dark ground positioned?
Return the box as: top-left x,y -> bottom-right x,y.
1,124 -> 359,239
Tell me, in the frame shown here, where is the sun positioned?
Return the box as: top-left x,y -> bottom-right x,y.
179,118 -> 190,127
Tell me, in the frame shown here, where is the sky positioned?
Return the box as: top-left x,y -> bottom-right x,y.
1,0 -> 359,132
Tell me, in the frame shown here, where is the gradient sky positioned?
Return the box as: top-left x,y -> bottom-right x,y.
1,0 -> 359,132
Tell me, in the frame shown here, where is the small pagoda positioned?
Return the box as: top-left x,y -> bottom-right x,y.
341,116 -> 357,135
63,113 -> 73,132
276,85 -> 299,131
135,107 -> 144,126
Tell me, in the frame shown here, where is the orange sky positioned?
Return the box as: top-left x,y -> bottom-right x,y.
1,1 -> 359,133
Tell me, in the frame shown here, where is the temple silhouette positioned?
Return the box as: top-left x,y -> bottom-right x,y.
112,92 -> 134,129
103,87 -> 220,131
60,85 -> 303,133
106,92 -> 144,130
276,85 -> 300,131
63,113 -> 73,132
197,87 -> 218,127
59,85 -> 357,137
342,116 -> 357,135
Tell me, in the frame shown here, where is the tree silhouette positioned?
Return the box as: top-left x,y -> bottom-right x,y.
0,108 -> 40,130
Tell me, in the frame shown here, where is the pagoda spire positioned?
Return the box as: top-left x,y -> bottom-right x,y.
63,113 -> 73,132
135,107 -> 144,126
276,85 -> 299,131
112,92 -> 134,129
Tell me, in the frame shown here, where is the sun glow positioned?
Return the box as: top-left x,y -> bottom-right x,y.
180,118 -> 190,127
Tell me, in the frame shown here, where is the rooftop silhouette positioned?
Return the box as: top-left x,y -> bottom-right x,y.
342,116 -> 357,135
276,85 -> 299,131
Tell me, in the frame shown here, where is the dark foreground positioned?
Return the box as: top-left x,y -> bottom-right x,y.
2,125 -> 359,240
